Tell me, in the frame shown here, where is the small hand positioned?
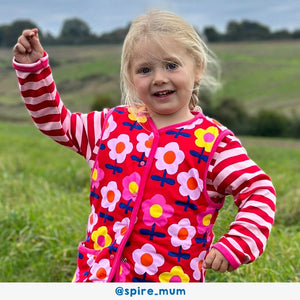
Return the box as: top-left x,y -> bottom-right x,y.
203,248 -> 234,273
13,28 -> 44,64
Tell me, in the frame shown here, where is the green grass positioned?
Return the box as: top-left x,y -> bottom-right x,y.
0,122 -> 299,282
211,41 -> 300,116
0,122 -> 90,281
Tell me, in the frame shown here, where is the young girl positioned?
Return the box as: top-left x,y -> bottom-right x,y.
12,10 -> 276,282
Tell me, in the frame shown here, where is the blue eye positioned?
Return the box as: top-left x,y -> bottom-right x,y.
166,63 -> 178,70
138,67 -> 151,74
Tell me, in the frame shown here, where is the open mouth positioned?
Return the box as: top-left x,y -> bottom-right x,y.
153,90 -> 175,98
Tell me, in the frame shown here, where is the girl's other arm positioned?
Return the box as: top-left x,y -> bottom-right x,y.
206,135 -> 276,271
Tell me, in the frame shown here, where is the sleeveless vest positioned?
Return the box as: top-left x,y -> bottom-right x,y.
73,106 -> 232,282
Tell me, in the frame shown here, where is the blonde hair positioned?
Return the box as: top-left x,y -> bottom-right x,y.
120,9 -> 221,111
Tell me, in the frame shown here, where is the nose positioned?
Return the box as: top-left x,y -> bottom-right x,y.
153,69 -> 168,86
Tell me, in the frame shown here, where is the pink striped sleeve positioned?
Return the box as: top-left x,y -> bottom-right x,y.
207,135 -> 276,269
13,53 -> 107,168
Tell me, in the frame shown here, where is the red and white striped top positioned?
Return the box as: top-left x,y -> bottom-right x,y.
13,53 -> 276,269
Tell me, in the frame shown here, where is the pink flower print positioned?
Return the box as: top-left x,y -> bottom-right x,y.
101,181 -> 121,212
168,218 -> 196,250
177,168 -> 203,200
122,172 -> 141,201
176,118 -> 203,130
89,259 -> 111,282
136,132 -> 154,157
91,226 -> 112,251
91,160 -> 104,189
87,253 -> 97,267
159,266 -> 190,282
87,205 -> 98,233
190,251 -> 206,281
118,261 -> 130,281
142,194 -> 174,227
155,142 -> 184,175
132,243 -> 165,275
113,217 -> 130,244
194,126 -> 219,152
107,134 -> 133,163
196,209 -> 214,235
102,114 -> 117,140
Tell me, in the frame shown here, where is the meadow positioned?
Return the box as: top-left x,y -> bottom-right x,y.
0,41 -> 299,282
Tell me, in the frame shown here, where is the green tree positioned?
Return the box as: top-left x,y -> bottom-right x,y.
225,20 -> 271,41
203,26 -> 222,42
251,110 -> 290,137
59,18 -> 93,44
226,21 -> 242,41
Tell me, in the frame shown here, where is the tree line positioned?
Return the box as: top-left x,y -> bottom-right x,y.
1,18 -> 299,47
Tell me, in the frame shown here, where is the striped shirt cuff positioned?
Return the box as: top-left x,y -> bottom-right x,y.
12,51 -> 49,72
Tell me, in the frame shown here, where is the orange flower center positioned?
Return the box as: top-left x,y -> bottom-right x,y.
116,142 -> 125,154
145,138 -> 153,148
187,177 -> 198,190
107,190 -> 115,203
178,228 -> 189,240
164,151 -> 176,164
96,267 -> 107,280
141,253 -> 153,267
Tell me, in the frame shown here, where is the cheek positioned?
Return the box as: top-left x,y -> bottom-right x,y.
133,78 -> 148,95
177,76 -> 194,92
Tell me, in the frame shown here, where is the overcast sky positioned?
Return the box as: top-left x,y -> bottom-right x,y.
1,0 -> 299,36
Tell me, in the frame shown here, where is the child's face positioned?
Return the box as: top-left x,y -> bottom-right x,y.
130,37 -> 202,125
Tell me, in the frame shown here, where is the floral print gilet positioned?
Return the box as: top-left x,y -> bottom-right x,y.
73,106 -> 232,282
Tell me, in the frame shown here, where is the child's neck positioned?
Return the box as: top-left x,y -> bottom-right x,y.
150,110 -> 194,129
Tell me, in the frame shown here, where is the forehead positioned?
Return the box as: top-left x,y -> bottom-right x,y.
132,36 -> 187,63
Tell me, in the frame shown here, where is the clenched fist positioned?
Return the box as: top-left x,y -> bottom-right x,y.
13,28 -> 44,64
203,248 -> 234,273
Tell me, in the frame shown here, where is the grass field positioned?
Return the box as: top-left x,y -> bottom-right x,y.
211,41 -> 300,116
0,121 -> 299,282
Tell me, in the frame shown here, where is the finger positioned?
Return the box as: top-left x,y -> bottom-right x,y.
30,32 -> 42,49
203,250 -> 216,269
26,29 -> 43,54
13,43 -> 26,55
22,29 -> 36,40
218,260 -> 228,273
21,29 -> 38,50
211,256 -> 222,271
17,35 -> 32,53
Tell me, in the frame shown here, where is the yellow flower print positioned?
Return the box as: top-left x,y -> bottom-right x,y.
159,266 -> 190,282
128,106 -> 147,123
194,126 -> 219,152
91,226 -> 112,250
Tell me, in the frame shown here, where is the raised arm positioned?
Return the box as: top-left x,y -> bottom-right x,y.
13,29 -> 107,168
